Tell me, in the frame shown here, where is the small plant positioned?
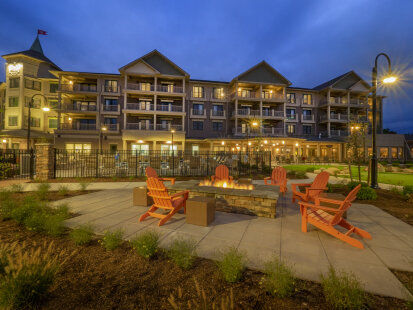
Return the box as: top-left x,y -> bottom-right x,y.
129,176 -> 134,181
111,177 -> 118,182
306,167 -> 315,172
100,229 -> 124,251
167,238 -> 197,269
390,186 -> 403,196
0,189 -> 11,202
58,185 -> 69,197
0,199 -> 18,221
403,185 -> 413,199
79,181 -> 90,192
130,230 -> 160,259
321,267 -> 366,310
327,183 -> 334,193
216,247 -> 246,283
0,241 -> 69,310
70,224 -> 94,246
36,183 -> 51,200
10,196 -> 41,224
43,214 -> 67,236
262,257 -> 295,298
10,183 -> 23,193
356,187 -> 377,200
347,181 -> 368,191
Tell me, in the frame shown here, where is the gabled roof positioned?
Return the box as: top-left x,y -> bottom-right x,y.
2,36 -> 61,71
313,71 -> 370,91
233,61 -> 291,85
119,49 -> 189,77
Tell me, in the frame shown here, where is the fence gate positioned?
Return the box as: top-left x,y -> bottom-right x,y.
54,150 -> 272,178
0,149 -> 35,180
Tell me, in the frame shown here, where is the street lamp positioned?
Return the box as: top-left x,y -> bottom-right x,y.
246,121 -> 258,154
370,53 -> 397,189
99,126 -> 107,154
171,129 -> 175,176
27,94 -> 49,150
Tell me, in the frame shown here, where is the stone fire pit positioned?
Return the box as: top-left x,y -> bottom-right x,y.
166,180 -> 278,218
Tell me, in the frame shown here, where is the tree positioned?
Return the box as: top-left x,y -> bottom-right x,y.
383,128 -> 397,134
346,123 -> 368,183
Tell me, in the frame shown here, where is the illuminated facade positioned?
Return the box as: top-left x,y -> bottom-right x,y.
0,36 -> 410,161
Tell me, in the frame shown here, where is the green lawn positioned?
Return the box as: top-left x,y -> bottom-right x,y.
284,164 -> 413,186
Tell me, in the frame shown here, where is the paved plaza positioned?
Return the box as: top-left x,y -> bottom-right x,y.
49,180 -> 413,299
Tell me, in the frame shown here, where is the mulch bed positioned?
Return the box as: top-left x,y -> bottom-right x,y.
10,191 -> 98,202
330,185 -> 413,225
0,220 -> 409,309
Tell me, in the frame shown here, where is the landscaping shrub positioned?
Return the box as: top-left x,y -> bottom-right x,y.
100,229 -> 124,251
43,214 -> 67,236
0,189 -> 11,202
36,183 -> 51,200
321,267 -> 365,310
306,167 -> 315,172
392,161 -> 400,167
262,257 -> 295,298
10,183 -> 23,193
130,230 -> 160,259
167,238 -> 197,269
390,186 -> 403,196
70,224 -> 94,246
79,181 -> 90,192
347,181 -> 368,191
58,185 -> 69,196
0,199 -> 18,221
356,187 -> 377,200
216,247 -> 246,283
403,185 -> 413,199
0,248 -> 8,276
0,241 -> 69,310
287,170 -> 307,179
10,196 -> 41,224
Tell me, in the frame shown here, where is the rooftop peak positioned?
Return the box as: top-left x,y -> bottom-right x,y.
29,36 -> 44,55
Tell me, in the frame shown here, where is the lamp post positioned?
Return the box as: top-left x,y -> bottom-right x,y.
246,121 -> 258,154
171,129 -> 175,176
99,126 -> 107,155
27,94 -> 50,150
370,53 -> 397,188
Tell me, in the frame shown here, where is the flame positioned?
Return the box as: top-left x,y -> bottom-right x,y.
198,179 -> 254,190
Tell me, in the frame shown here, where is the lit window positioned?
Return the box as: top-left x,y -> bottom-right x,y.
287,93 -> 295,103
8,116 -> 18,126
287,124 -> 296,134
193,86 -> 204,98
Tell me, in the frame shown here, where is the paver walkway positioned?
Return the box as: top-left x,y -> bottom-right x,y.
57,180 -> 413,300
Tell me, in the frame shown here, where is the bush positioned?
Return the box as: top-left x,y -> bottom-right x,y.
390,186 -> 403,196
287,170 -> 307,179
0,189 -> 11,203
58,185 -> 69,197
216,247 -> 246,283
167,238 -> 197,269
36,183 -> 51,200
0,249 -> 8,276
100,229 -> 124,251
262,257 -> 295,298
347,181 -> 368,191
356,187 -> 377,200
392,161 -> 400,167
79,181 -> 90,192
10,183 -> 23,193
0,199 -> 18,221
321,267 -> 365,310
0,241 -> 68,310
43,214 -> 67,236
70,224 -> 94,246
306,167 -> 315,172
403,185 -> 413,199
10,196 -> 41,224
130,230 -> 160,259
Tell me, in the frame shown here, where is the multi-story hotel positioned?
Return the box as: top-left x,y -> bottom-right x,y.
0,36 -> 411,162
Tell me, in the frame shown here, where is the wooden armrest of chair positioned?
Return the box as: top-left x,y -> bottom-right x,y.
160,177 -> 176,185
292,183 -> 311,192
264,177 -> 271,185
171,190 -> 189,199
299,201 -> 340,213
315,197 -> 343,206
306,187 -> 328,191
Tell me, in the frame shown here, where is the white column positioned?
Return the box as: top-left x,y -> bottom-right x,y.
123,113 -> 126,130
152,141 -> 156,151
327,90 -> 331,137
182,115 -> 185,131
122,139 -> 127,151
235,99 -> 238,134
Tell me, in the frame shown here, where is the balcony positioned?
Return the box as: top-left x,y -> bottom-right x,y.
102,105 -> 120,113
286,100 -> 299,106
350,99 -> 368,108
232,91 -> 260,101
301,114 -> 315,122
190,91 -> 207,100
263,127 -> 284,137
301,100 -> 315,107
156,105 -> 183,113
125,83 -> 154,92
320,100 -> 348,107
155,124 -> 183,131
59,84 -> 97,94
262,110 -> 284,119
102,85 -> 121,94
232,127 -> 261,137
156,85 -> 184,94
63,103 -> 97,113
232,109 -> 260,117
285,114 -> 297,122
349,115 -> 368,122
211,94 -> 226,101
190,109 -> 206,118
210,110 -> 226,119
126,123 -> 154,130
125,123 -> 183,132
319,114 -> 348,122
330,129 -> 348,137
59,123 -> 97,131
261,92 -> 284,102
104,123 -> 120,132
125,103 -> 154,111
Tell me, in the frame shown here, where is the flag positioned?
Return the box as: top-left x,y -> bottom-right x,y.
37,29 -> 47,35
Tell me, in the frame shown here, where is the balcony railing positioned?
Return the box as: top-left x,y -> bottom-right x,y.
210,110 -> 225,118
190,91 -> 206,99
233,109 -> 261,117
330,129 -> 348,137
102,85 -> 120,93
236,91 -> 260,99
126,103 -> 154,111
156,105 -> 183,112
301,114 -> 314,121
262,110 -> 284,118
102,105 -> 119,112
261,92 -> 284,101
59,84 -> 97,93
156,85 -> 184,93
126,83 -> 154,92
155,124 -> 183,131
349,115 -> 368,122
190,109 -> 206,117
63,103 -> 97,112
263,127 -> 284,136
60,123 -> 97,131
330,114 -> 348,121
104,123 -> 119,131
350,100 -> 368,106
125,123 -> 183,131
286,100 -> 299,106
301,100 -> 315,106
286,114 -> 297,120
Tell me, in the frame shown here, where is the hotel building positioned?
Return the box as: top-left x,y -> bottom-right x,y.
0,37 -> 411,162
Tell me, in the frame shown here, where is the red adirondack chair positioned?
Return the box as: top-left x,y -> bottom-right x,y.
145,166 -> 176,185
291,171 -> 329,203
299,184 -> 372,249
139,177 -> 189,226
264,167 -> 287,194
211,165 -> 233,183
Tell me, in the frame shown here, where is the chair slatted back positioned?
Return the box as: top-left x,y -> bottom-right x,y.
272,167 -> 287,185
146,177 -> 173,209
308,171 -> 329,200
331,184 -> 361,225
145,167 -> 158,179
215,165 -> 230,181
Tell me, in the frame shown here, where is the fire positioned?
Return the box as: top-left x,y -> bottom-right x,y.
198,179 -> 254,190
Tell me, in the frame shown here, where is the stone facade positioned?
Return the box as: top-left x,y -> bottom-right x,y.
35,143 -> 54,180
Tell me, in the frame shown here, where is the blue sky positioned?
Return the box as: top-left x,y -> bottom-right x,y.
1,0 -> 412,133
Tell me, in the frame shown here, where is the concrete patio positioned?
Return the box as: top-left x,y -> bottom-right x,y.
57,180 -> 413,300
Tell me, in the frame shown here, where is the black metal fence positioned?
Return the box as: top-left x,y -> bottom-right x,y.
0,149 -> 35,179
54,150 -> 272,178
